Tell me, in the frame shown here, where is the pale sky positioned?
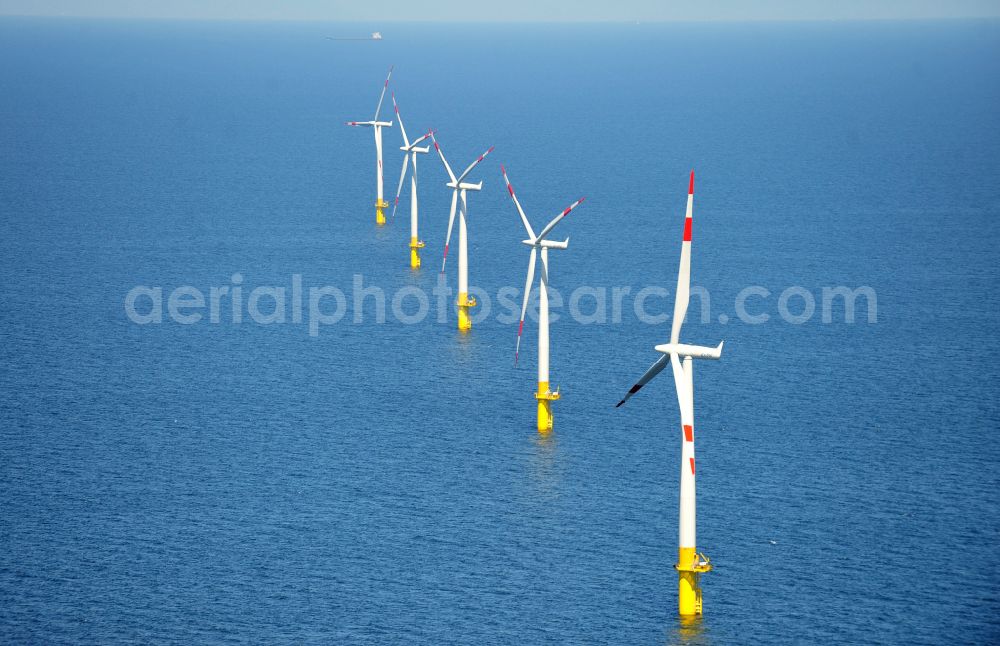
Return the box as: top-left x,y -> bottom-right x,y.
1,0 -> 998,22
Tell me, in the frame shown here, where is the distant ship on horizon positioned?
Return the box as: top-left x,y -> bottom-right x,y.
326,32 -> 384,42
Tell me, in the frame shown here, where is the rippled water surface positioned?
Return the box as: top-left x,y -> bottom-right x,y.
1,17 -> 999,644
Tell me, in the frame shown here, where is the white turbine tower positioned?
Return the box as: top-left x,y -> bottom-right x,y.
502,165 -> 585,433
616,171 -> 724,617
346,66 -> 394,225
431,133 -> 494,332
388,93 -> 433,268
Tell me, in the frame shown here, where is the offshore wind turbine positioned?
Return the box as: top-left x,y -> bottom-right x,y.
346,66 -> 394,225
388,93 -> 433,268
431,133 -> 494,331
501,165 -> 585,433
616,171 -> 724,617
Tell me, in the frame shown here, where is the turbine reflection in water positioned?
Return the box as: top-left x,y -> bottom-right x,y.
668,614 -> 710,646
528,430 -> 562,499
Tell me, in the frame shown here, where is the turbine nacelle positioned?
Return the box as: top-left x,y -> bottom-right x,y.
400,145 -> 430,154
521,238 -> 569,250
446,181 -> 483,192
654,341 -> 724,360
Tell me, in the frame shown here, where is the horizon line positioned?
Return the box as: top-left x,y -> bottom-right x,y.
2,14 -> 1000,24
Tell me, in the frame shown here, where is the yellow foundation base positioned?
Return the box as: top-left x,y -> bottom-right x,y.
375,199 -> 388,226
535,381 -> 560,433
409,238 -> 425,269
457,292 -> 477,331
675,547 -> 712,616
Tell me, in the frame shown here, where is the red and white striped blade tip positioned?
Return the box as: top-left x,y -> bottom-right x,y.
688,170 -> 695,195
562,198 -> 585,216
514,322 -> 526,365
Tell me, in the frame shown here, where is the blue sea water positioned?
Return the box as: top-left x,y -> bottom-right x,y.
1,17 -> 999,644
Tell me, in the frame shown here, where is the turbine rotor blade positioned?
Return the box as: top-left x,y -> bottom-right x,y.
456,146 -> 495,184
431,133 -> 457,184
535,196 -> 586,242
410,129 -> 434,147
501,165 -> 536,240
441,190 -> 458,273
615,354 -> 669,407
373,65 -> 393,121
391,92 -> 409,147
390,153 -> 410,222
515,247 -> 538,366
670,353 -> 692,420
670,171 -> 695,344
